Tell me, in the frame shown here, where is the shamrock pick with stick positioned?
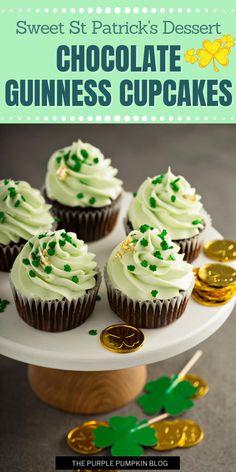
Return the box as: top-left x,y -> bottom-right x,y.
137,350 -> 202,415
93,416 -> 157,456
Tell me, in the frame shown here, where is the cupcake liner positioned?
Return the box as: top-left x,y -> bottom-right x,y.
124,210 -> 212,263
43,188 -> 122,242
0,240 -> 25,272
11,271 -> 101,332
104,266 -> 194,329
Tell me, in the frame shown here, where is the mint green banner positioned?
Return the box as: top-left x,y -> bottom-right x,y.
0,0 -> 236,123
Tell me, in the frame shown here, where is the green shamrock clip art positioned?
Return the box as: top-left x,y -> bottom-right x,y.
137,374 -> 198,416
93,416 -> 157,456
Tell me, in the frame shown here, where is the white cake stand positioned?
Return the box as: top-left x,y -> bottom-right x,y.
0,193 -> 234,414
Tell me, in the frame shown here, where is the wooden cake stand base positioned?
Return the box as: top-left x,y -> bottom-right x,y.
28,364 -> 147,414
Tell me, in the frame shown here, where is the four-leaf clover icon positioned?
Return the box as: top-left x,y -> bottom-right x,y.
137,375 -> 198,416
93,416 -> 157,456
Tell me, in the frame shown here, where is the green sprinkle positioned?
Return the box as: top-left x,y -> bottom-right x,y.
89,197 -> 96,205
0,298 -> 10,313
150,197 -> 157,209
140,238 -> 148,247
47,248 -> 55,256
38,233 -> 47,239
151,290 -> 159,297
80,179 -> 88,186
170,178 -> 181,193
141,260 -> 148,268
64,152 -> 70,162
23,258 -> 30,265
56,156 -> 62,165
93,157 -> 99,164
71,275 -> 79,283
96,295 -> 101,301
131,239 -> 138,244
161,240 -> 169,251
14,199 -> 20,208
153,251 -> 163,260
132,192 -> 137,197
21,195 -> 26,202
61,232 -> 67,239
64,264 -> 72,272
158,229 -> 168,240
8,187 -> 17,198
81,149 -> 89,159
149,264 -> 157,271
169,254 -> 176,261
48,241 -> 56,249
0,212 -> 5,224
32,259 -> 40,267
42,242 -> 47,249
29,242 -> 33,248
77,192 -> 84,199
192,219 -> 203,225
3,179 -> 9,185
152,174 -> 164,185
88,329 -> 97,336
29,270 -> 36,278
127,265 -> 135,272
139,224 -> 151,233
71,161 -> 81,173
59,239 -> 66,247
70,154 -> 79,162
171,195 -> 176,203
44,266 -> 52,274
3,196 -> 7,201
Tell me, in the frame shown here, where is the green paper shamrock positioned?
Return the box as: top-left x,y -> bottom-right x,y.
93,415 -> 157,456
137,375 -> 198,416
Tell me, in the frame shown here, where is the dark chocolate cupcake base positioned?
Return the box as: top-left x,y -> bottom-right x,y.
11,272 -> 101,332
124,218 -> 208,263
105,267 -> 193,329
43,189 -> 122,242
0,240 -> 26,272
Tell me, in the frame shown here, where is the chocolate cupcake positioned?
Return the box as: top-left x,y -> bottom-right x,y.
0,179 -> 55,272
10,229 -> 101,332
125,168 -> 211,262
105,225 -> 194,328
44,139 -> 123,242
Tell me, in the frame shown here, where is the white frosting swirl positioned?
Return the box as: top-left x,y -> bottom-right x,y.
128,168 -> 206,240
107,225 -> 194,301
45,139 -> 123,208
0,179 -> 54,245
11,230 -> 98,301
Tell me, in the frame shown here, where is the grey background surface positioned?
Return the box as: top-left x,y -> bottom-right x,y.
0,124 -> 236,472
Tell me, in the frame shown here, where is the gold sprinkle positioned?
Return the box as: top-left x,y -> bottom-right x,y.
115,237 -> 136,259
40,249 -> 49,266
56,164 -> 68,181
183,193 -> 198,202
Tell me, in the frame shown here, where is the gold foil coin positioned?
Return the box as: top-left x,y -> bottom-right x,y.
100,324 -> 145,353
204,240 -> 236,262
151,420 -> 185,450
192,288 -> 233,306
67,420 -> 108,454
198,264 -> 236,288
177,420 -> 204,448
182,374 -> 209,399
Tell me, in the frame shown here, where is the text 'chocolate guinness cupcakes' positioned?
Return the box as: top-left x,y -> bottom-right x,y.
126,168 -> 211,262
0,179 -> 54,272
44,139 -> 123,242
10,229 -> 101,332
105,225 -> 194,329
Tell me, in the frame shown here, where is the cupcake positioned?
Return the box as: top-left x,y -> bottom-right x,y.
105,225 -> 194,328
125,168 -> 211,262
10,229 -> 101,332
0,179 -> 54,272
44,139 -> 123,242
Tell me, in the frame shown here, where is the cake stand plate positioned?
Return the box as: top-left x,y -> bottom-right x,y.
0,193 -> 234,413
